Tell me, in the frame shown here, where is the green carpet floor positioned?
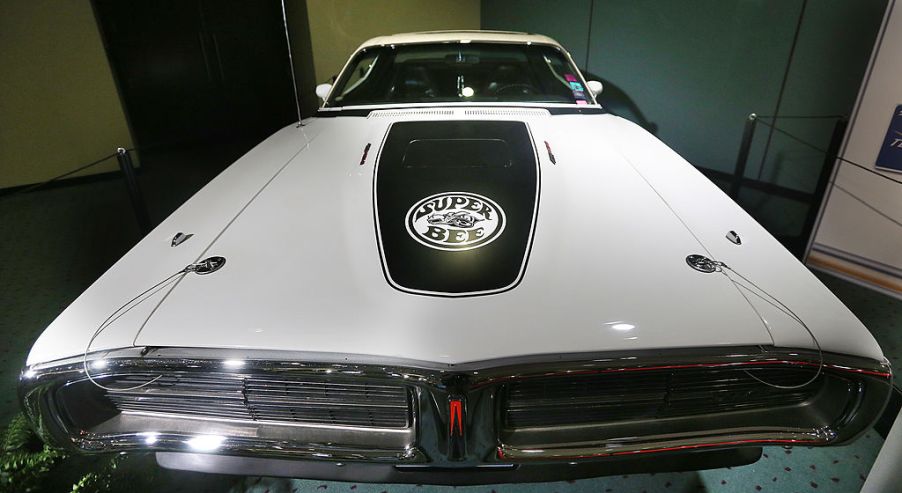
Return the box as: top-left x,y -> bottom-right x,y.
0,141 -> 899,492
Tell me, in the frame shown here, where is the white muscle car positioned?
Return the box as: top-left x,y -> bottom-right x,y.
20,31 -> 891,484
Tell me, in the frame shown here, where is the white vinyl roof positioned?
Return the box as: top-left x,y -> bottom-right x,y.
357,30 -> 563,51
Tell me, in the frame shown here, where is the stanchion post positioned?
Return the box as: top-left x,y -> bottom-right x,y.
116,147 -> 151,235
730,113 -> 758,199
801,117 -> 847,246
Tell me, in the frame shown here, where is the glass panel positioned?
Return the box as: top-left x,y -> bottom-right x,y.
327,43 -> 590,106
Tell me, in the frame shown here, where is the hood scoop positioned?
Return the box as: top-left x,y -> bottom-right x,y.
374,120 -> 539,296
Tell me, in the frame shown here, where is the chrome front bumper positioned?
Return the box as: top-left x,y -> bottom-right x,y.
19,346 -> 892,482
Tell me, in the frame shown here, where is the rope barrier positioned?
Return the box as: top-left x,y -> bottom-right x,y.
0,122 -> 313,202
754,114 -> 846,120
0,149 -> 134,200
754,118 -> 902,187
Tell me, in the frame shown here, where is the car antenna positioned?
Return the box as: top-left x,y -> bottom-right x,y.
279,0 -> 303,128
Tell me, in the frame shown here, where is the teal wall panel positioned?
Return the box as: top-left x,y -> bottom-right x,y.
583,0 -> 800,175
482,0 -> 593,68
482,0 -> 886,244
751,0 -> 886,194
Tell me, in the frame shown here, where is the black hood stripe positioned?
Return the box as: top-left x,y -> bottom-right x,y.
373,120 -> 540,297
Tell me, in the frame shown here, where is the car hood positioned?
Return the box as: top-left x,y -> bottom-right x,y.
27,107 -> 884,366
134,108 -> 775,364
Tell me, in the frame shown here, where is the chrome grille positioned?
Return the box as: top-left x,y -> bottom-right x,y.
106,373 -> 411,429
244,377 -> 410,428
503,367 -> 821,429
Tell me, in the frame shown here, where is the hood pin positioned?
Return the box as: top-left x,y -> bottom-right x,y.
686,254 -> 720,273
186,256 -> 226,275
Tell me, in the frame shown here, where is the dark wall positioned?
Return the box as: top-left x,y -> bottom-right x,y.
94,0 -> 310,150
483,0 -> 886,247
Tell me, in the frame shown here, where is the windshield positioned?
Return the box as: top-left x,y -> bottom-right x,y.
326,43 -> 592,107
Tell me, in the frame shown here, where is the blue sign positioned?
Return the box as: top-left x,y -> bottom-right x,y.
875,104 -> 902,172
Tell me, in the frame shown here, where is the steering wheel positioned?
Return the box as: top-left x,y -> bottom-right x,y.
495,83 -> 538,96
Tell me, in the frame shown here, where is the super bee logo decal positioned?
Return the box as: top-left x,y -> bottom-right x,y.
376,121 -> 536,295
405,192 -> 505,251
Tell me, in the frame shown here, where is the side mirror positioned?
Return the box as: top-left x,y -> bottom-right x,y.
586,80 -> 603,97
315,83 -> 332,101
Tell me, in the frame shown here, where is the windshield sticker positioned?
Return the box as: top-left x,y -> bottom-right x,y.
406,192 -> 506,251
565,77 -> 588,102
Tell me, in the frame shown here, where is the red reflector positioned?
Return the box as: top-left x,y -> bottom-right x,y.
449,398 -> 463,435
544,140 -> 557,164
359,143 -> 372,165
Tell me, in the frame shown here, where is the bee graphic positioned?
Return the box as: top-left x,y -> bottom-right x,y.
426,211 -> 483,229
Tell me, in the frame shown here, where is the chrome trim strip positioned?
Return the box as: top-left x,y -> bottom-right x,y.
23,344 -> 892,375
94,412 -> 414,443
78,431 -> 423,462
498,431 -> 828,461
